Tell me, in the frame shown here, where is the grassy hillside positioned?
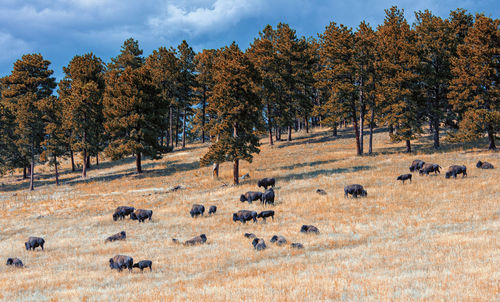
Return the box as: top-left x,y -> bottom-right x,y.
0,127 -> 498,301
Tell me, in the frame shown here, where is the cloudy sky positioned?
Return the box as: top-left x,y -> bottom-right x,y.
0,0 -> 497,81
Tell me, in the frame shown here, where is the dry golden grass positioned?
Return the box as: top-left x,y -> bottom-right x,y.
0,127 -> 498,301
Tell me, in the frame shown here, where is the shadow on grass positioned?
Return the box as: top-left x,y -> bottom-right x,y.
280,158 -> 340,170
276,165 -> 372,183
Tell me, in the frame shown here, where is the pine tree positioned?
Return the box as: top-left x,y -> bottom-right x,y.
448,15 -> 499,150
1,54 -> 56,190
59,53 -> 106,178
200,43 -> 262,185
376,6 -> 422,153
193,49 -> 217,143
177,41 -> 196,149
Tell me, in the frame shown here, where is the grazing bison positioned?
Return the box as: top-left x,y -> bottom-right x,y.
240,191 -> 262,204
397,173 -> 412,184
190,204 -> 205,217
409,160 -> 425,172
252,238 -> 267,251
300,225 -> 319,234
130,209 -> 153,222
261,188 -> 275,205
477,161 -> 494,169
184,234 -> 207,246
344,184 -> 367,198
419,163 -> 441,175
257,210 -> 275,222
233,210 -> 258,223
244,233 -> 256,239
316,189 -> 327,195
208,205 -> 217,215
113,206 -> 135,221
133,260 -> 152,272
25,237 -> 44,251
6,258 -> 23,267
291,243 -> 304,249
257,177 -> 275,190
109,255 -> 133,272
270,235 -> 287,246
105,231 -> 126,243
445,165 -> 467,179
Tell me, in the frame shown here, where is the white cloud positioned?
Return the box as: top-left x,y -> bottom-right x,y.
0,32 -> 31,63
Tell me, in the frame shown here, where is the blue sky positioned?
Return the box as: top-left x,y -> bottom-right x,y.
0,0 -> 497,81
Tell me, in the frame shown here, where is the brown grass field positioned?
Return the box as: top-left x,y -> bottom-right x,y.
0,127 -> 498,301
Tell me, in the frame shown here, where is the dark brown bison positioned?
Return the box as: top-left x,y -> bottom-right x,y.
25,237 -> 44,251
109,255 -> 133,272
445,165 -> 467,178
344,184 -> 367,198
252,238 -> 267,251
113,206 -> 135,221
270,235 -> 287,246
300,225 -> 319,234
316,189 -> 327,195
257,177 -> 275,189
105,231 -> 126,243
244,233 -> 256,239
477,161 -> 494,169
240,191 -> 262,204
262,188 -> 275,205
133,260 -> 152,272
397,173 -> 412,184
190,204 -> 205,217
409,160 -> 425,172
184,234 -> 207,246
257,210 -> 275,221
291,243 -> 304,249
130,209 -> 153,222
419,163 -> 441,175
233,210 -> 258,223
208,205 -> 217,215
6,258 -> 23,267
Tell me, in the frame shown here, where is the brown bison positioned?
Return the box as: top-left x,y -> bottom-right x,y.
208,205 -> 217,215
113,206 -> 135,221
240,191 -> 262,204
445,165 -> 467,178
6,258 -> 23,267
184,234 -> 207,246
109,255 -> 133,272
257,177 -> 275,189
25,237 -> 44,251
130,209 -> 153,222
257,210 -> 275,221
477,161 -> 494,169
244,233 -> 257,239
270,235 -> 287,246
409,160 -> 425,172
233,210 -> 258,223
397,173 -> 412,184
190,204 -> 205,217
344,184 -> 367,198
133,260 -> 152,272
300,225 -> 319,234
252,238 -> 267,251
105,231 -> 126,243
419,163 -> 441,175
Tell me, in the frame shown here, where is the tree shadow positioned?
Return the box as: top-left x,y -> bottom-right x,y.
279,158 -> 340,170
275,165 -> 372,183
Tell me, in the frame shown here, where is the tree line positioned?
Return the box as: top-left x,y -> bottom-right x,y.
0,7 -> 498,189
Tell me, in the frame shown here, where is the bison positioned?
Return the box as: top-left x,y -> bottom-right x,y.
252,238 -> 267,251
105,231 -> 126,243
244,233 -> 257,239
208,205 -> 217,215
270,235 -> 287,246
232,210 -> 258,223
109,255 -> 133,272
419,163 -> 441,175
445,165 -> 467,179
133,260 -> 152,272
257,210 -> 275,222
477,161 -> 494,169
130,209 -> 153,222
397,173 -> 412,184
6,258 -> 23,267
184,234 -> 207,246
291,243 -> 304,249
190,204 -> 205,217
316,189 -> 327,195
257,177 -> 275,190
344,184 -> 367,198
113,206 -> 135,221
409,160 -> 425,172
300,225 -> 319,234
261,188 -> 275,205
25,237 -> 44,251
240,191 -> 262,204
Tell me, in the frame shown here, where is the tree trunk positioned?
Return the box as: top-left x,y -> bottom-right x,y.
429,119 -> 434,134
213,163 -> 219,178
368,107 -> 375,155
70,149 -> 75,172
406,140 -> 411,153
333,123 -> 338,137
267,101 -> 273,146
182,107 -> 187,149
359,105 -> 365,154
488,126 -> 496,150
82,147 -> 87,178
287,126 -> 292,141
202,88 -> 206,143
54,154 -> 59,186
305,116 -> 309,133
233,125 -> 239,185
389,125 -> 394,135
29,141 -> 34,191
276,126 -> 280,141
86,155 -> 91,169
352,109 -> 361,156
175,107 -> 179,147
136,152 -> 142,173
169,105 -> 173,149
27,165 -> 31,178
433,117 -> 440,149
23,164 -> 27,179
96,153 -> 99,166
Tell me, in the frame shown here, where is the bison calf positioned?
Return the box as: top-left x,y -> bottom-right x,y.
344,184 -> 367,198
409,160 -> 425,172
252,238 -> 267,251
105,231 -> 126,243
240,191 -> 262,204
25,237 -> 44,251
133,260 -> 152,272
6,258 -> 23,267
190,204 -> 205,217
113,206 -> 134,221
257,177 -> 275,190
208,205 -> 217,215
300,225 -> 319,234
397,173 -> 412,184
270,235 -> 287,246
184,234 -> 207,246
445,165 -> 467,179
477,161 -> 494,169
109,255 -> 133,272
130,209 -> 153,222
257,210 -> 275,222
233,210 -> 258,223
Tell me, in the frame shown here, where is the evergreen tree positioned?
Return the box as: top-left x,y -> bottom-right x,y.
1,54 -> 56,190
448,15 -> 499,150
200,43 -> 262,185
177,41 -> 196,149
193,49 -> 217,143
